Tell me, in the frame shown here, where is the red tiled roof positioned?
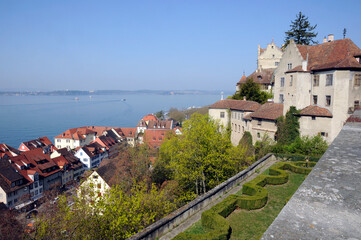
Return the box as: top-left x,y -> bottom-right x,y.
0,143 -> 20,159
147,120 -> 173,129
55,127 -> 96,139
298,105 -> 333,118
144,129 -> 172,148
142,114 -> 158,122
296,39 -> 361,71
250,103 -> 283,120
118,127 -> 136,138
238,74 -> 247,84
209,99 -> 261,112
20,136 -> 54,151
85,126 -> 113,136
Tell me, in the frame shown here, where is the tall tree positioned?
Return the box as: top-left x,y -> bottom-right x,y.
284,11 -> 318,47
275,106 -> 300,145
158,113 -> 238,196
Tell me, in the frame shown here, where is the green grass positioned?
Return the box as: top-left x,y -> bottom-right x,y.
183,171 -> 306,239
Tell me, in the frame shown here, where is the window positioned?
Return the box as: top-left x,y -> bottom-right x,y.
220,112 -> 225,118
238,112 -> 240,120
66,139 -> 70,143
40,188 -> 42,193
35,190 -> 38,195
34,182 -> 38,188
319,132 -> 328,137
14,198 -> 18,203
232,123 -> 234,130
281,77 -> 285,87
8,200 -> 12,206
57,139 -> 61,142
272,54 -> 275,58
287,63 -> 292,70
313,95 -> 318,105
257,132 -> 261,138
258,120 -> 262,126
355,74 -> 361,86
313,75 -> 319,86
275,62 -> 279,66
326,95 -> 331,106
242,126 -> 244,132
312,116 -> 316,120
279,94 -> 284,103
39,181 -> 43,186
290,75 -> 293,86
326,74 -> 333,86
355,100 -> 360,109
238,125 -> 240,133
29,183 -> 33,190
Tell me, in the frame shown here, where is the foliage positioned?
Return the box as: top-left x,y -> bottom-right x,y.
231,78 -> 270,104
284,11 -> 318,47
254,134 -> 274,160
168,108 -> 186,124
154,110 -> 165,120
178,161 -> 313,239
276,106 -> 300,145
33,182 -> 177,240
0,209 -> 24,240
158,113 -> 246,196
273,135 -> 328,158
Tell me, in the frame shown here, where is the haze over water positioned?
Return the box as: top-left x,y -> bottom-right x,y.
0,94 -> 221,148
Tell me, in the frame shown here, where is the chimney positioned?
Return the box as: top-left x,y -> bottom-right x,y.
243,96 -> 246,101
323,36 -> 327,43
328,34 -> 334,42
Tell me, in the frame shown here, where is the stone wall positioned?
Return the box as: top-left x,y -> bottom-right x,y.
262,110 -> 361,239
129,153 -> 275,240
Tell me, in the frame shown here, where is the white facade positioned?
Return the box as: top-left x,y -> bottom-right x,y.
257,41 -> 283,70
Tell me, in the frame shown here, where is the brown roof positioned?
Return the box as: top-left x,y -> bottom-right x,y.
208,99 -> 261,112
0,144 -> 20,159
237,74 -> 247,84
85,126 -> 113,136
96,159 -> 120,187
143,129 -> 172,148
250,103 -> 284,120
246,69 -> 275,85
298,105 -> 333,118
285,65 -> 309,73
296,39 -> 361,71
118,127 -> 136,138
20,136 -> 54,151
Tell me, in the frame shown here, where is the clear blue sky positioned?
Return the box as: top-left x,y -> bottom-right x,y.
1,0 -> 361,91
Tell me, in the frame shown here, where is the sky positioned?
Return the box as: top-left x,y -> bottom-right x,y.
1,1 -> 361,92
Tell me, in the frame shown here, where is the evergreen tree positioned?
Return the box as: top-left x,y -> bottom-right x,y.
284,12 -> 318,47
275,106 -> 300,145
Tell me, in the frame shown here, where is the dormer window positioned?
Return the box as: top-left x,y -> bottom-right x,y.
257,76 -> 262,81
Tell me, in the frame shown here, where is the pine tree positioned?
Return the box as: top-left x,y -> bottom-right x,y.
284,12 -> 318,47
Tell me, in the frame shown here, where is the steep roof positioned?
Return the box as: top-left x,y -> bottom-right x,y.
84,126 -> 113,136
0,158 -> 29,193
0,144 -> 20,159
96,158 -> 121,187
240,69 -> 275,85
118,127 -> 136,138
20,136 -> 53,151
250,103 -> 284,120
55,127 -> 96,140
296,39 -> 361,71
142,114 -> 158,122
298,105 -> 333,118
208,99 -> 261,112
147,120 -> 173,129
144,129 -> 172,148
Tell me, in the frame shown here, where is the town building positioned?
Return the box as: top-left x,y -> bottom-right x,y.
54,127 -> 97,150
75,142 -> 107,170
0,143 -> 20,159
237,41 -> 283,92
18,136 -> 55,154
50,148 -> 85,181
273,37 -> 361,142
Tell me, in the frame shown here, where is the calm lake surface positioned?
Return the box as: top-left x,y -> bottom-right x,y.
0,94 -> 221,148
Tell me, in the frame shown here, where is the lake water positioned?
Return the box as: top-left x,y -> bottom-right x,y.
0,94 -> 221,148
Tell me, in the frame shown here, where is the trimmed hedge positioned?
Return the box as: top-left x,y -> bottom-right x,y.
174,161 -> 313,240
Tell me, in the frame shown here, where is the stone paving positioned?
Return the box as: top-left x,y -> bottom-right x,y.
262,118 -> 361,239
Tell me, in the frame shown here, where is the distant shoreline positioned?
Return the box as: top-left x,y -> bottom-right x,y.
0,89 -> 232,97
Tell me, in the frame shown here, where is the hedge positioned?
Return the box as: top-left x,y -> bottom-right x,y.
174,161 -> 313,240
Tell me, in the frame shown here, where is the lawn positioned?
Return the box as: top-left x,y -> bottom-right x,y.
183,171 -> 306,240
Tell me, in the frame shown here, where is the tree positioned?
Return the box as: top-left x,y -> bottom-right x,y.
231,78 -> 270,104
284,11 -> 318,47
167,108 -> 186,124
154,110 -> 165,120
158,113 -> 239,196
33,182 -> 177,240
275,106 -> 300,145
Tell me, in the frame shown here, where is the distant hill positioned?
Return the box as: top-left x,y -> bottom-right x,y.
0,89 -> 233,96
